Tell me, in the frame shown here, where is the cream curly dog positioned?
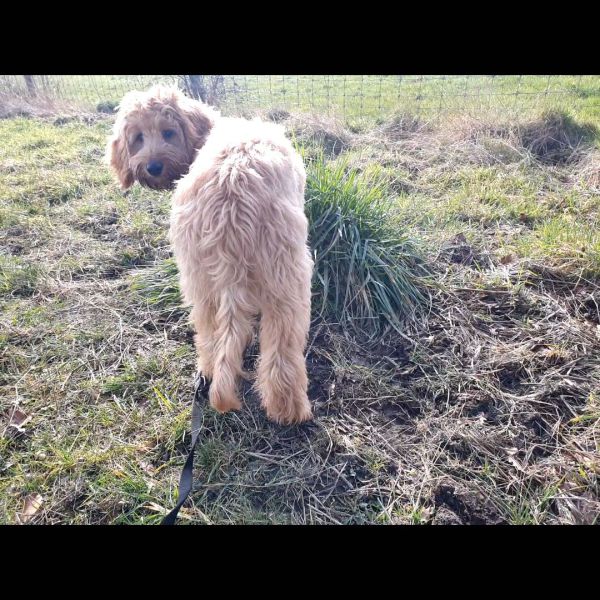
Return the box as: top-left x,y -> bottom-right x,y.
106,85 -> 313,424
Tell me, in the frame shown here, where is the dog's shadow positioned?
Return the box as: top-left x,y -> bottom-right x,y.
239,339 -> 326,436
188,334 -> 334,456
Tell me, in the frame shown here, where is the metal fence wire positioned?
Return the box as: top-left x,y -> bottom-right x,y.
1,75 -> 599,121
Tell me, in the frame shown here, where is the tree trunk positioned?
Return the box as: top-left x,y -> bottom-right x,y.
183,75 -> 207,102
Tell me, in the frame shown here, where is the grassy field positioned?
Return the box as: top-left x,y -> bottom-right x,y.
2,75 -> 600,123
1,86 -> 599,524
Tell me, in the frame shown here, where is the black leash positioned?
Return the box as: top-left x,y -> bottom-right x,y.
161,374 -> 211,525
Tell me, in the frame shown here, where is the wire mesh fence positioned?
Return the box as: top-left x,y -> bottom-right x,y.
1,75 -> 599,122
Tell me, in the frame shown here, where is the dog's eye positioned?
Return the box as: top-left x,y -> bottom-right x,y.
134,133 -> 144,144
163,129 -> 175,141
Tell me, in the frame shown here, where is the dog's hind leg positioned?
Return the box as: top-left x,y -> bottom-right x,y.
257,289 -> 312,425
208,289 -> 255,414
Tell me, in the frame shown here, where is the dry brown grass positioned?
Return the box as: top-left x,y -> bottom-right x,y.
0,92 -> 94,121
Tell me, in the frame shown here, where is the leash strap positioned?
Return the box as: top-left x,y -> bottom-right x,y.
161,374 -> 210,525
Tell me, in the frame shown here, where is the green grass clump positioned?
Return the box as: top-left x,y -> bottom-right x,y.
305,155 -> 429,336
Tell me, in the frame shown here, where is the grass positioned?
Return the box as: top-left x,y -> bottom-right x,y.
304,154 -> 430,335
131,257 -> 185,315
0,255 -> 42,296
1,85 -> 599,524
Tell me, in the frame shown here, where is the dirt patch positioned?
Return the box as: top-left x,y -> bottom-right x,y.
433,484 -> 506,525
75,212 -> 119,240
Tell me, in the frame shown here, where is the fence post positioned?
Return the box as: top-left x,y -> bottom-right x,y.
24,75 -> 37,97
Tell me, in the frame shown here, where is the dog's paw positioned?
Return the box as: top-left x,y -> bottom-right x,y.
264,395 -> 313,425
209,388 -> 242,414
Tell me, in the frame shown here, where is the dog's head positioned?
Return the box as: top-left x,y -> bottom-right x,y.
105,85 -> 219,191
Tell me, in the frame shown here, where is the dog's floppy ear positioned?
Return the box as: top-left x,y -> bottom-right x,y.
173,92 -> 218,152
105,129 -> 134,191
105,90 -> 142,191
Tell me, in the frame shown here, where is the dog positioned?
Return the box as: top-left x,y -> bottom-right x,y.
106,85 -> 313,424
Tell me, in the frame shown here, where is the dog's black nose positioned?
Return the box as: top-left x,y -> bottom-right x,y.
146,161 -> 164,177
